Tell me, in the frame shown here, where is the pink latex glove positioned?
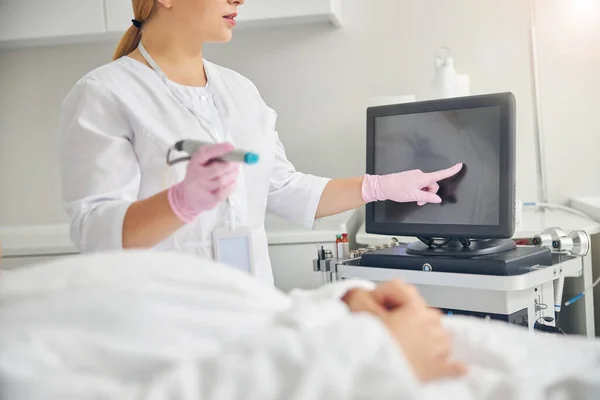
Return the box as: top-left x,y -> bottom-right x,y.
361,163 -> 464,206
168,143 -> 240,223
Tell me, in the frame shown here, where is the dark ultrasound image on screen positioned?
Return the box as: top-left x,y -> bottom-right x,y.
373,106 -> 501,226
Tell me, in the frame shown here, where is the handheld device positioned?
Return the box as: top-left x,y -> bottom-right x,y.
166,140 -> 260,166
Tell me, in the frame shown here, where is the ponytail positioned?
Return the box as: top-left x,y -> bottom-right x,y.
112,0 -> 156,61
112,26 -> 143,60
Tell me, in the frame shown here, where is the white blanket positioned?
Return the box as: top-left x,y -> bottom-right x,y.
1,250 -> 599,400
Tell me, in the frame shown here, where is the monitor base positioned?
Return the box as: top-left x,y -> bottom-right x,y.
406,238 -> 516,258
360,244 -> 552,275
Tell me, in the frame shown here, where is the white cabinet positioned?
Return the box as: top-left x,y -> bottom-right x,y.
1,255 -> 73,270
0,224 -> 79,270
0,0 -> 106,47
102,0 -> 342,35
266,210 -> 360,292
0,0 -> 343,51
238,0 -> 343,28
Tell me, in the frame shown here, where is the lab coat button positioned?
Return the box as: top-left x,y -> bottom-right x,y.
200,95 -> 207,101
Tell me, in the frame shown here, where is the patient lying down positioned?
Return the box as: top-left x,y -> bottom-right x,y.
1,251 -> 599,400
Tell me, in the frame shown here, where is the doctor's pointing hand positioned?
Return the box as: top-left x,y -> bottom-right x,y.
58,0 -> 463,285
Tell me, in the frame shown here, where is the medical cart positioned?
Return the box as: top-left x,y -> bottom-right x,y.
314,208 -> 599,338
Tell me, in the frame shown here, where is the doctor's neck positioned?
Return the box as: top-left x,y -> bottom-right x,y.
114,9 -> 209,87
141,22 -> 208,86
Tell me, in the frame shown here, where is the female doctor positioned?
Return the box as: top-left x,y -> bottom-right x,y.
58,0 -> 462,285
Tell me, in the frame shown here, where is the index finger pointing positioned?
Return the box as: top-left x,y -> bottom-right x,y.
427,163 -> 463,182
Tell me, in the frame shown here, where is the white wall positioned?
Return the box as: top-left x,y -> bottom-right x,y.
0,0 -> 598,226
534,0 -> 600,202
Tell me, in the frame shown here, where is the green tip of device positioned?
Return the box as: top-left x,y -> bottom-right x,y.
244,152 -> 260,165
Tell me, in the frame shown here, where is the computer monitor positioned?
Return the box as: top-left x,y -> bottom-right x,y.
365,92 -> 517,256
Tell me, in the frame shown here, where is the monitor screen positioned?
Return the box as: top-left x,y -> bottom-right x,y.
374,106 -> 500,225
366,93 -> 515,239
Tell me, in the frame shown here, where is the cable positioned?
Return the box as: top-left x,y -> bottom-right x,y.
536,316 -> 554,325
433,239 -> 451,248
417,237 -> 433,247
417,237 -> 451,248
522,201 -> 595,221
534,315 -> 568,336
558,327 -> 567,336
166,146 -> 191,166
537,324 -> 567,335
534,318 -> 567,335
564,275 -> 600,306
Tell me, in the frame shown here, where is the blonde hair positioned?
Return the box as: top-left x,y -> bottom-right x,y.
112,0 -> 156,60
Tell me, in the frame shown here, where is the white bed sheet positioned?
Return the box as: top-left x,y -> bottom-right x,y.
0,250 -> 599,400
428,316 -> 600,399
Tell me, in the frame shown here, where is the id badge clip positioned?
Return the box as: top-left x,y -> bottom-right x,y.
212,201 -> 254,274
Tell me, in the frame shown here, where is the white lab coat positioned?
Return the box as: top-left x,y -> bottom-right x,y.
58,55 -> 330,285
2,251 -> 600,400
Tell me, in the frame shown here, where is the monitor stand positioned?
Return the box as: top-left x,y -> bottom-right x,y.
406,238 -> 516,258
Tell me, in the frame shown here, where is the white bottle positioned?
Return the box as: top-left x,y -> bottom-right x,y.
341,233 -> 350,259
435,56 -> 456,98
336,235 -> 344,259
454,73 -> 470,97
432,47 -> 457,99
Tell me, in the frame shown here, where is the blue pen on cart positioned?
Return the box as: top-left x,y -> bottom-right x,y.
166,139 -> 260,166
564,275 -> 600,306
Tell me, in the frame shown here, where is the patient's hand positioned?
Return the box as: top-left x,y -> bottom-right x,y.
371,280 -> 427,309
385,304 -> 468,382
341,280 -> 426,316
341,286 -> 388,318
341,280 -> 468,383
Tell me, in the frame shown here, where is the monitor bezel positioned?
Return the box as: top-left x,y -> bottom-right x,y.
365,92 -> 516,239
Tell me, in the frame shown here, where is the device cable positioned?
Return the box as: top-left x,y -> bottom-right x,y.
522,201 -> 594,221
534,316 -> 567,335
564,275 -> 600,307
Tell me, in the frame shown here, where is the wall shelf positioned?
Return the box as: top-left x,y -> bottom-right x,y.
0,0 -> 108,49
0,0 -> 343,50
